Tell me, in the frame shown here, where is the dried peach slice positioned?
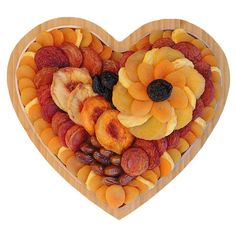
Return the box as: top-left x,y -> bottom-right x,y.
151,101 -> 172,123
112,82 -> 133,115
137,62 -> 154,86
106,185 -> 125,208
117,113 -> 151,128
153,59 -> 174,79
175,105 -> 192,130
130,116 -> 167,140
131,100 -> 153,117
165,70 -> 186,88
60,28 -> 76,44
168,87 -> 188,109
95,110 -> 134,154
128,82 -> 149,101
51,29 -> 64,47
36,31 -> 54,46
123,186 -> 139,204
80,96 -> 111,135
125,50 -> 146,81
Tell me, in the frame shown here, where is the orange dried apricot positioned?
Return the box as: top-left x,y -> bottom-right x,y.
149,30 -> 163,44
137,62 -> 154,86
28,103 -> 42,122
33,118 -> 50,135
203,54 -> 217,66
191,39 -> 205,50
66,156 -> 84,176
111,51 -> 123,62
18,78 -> 35,92
27,42 -> 42,52
141,170 -> 158,184
165,70 -> 186,88
152,166 -> 161,179
90,35 -> 103,54
151,101 -> 172,123
100,45 -> 112,60
20,87 -> 37,106
213,82 -> 221,100
201,48 -> 212,57
162,30 -> 172,38
191,122 -> 203,137
105,185 -> 125,208
168,87 -> 188,109
209,98 -> 217,108
16,65 -> 36,80
60,28 -> 77,44
212,71 -> 221,83
184,131 -> 197,145
57,147 -> 75,165
131,100 -> 153,116
128,82 -> 149,101
201,106 -> 215,121
128,179 -> 149,193
40,127 -> 55,145
36,31 -> 54,46
51,29 -> 64,46
77,165 -> 91,183
123,186 -> 139,204
160,153 -> 174,177
136,36 -> 150,50
96,185 -> 108,204
177,138 -> 189,153
19,56 -> 38,71
48,136 -> 62,155
167,148 -> 181,163
87,175 -> 103,192
154,60 -> 174,79
80,29 -> 92,47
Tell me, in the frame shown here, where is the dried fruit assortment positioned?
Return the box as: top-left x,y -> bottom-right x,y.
17,27 -> 221,209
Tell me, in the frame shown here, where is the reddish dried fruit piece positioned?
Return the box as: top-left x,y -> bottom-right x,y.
194,60 -> 212,80
119,51 -> 133,67
155,138 -> 167,156
192,99 -> 204,120
119,174 -> 135,186
121,147 -> 149,176
41,101 -> 60,123
201,79 -> 215,106
57,120 -> 74,146
81,47 -> 102,76
102,60 -> 119,73
152,38 -> 175,48
35,46 -> 69,70
34,67 -> 58,89
60,42 -> 83,67
37,85 -> 52,106
166,131 -> 180,149
65,125 -> 88,151
178,122 -> 192,137
173,42 -> 201,64
51,111 -> 70,134
134,139 -> 160,169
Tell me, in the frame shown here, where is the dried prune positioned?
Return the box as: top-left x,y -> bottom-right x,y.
100,71 -> 118,90
92,75 -> 105,94
147,79 -> 173,102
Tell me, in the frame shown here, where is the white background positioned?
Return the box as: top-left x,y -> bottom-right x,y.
0,0 -> 236,235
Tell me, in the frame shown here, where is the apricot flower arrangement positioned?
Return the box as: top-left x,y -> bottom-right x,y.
16,27 -> 220,209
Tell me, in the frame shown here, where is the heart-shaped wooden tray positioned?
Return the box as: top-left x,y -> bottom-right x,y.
7,17 -> 230,219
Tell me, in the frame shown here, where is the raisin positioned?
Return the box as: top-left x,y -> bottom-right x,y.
100,71 -> 118,90
147,79 -> 173,102
92,75 -> 105,94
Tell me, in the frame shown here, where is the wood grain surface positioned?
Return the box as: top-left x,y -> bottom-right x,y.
7,17 -> 230,219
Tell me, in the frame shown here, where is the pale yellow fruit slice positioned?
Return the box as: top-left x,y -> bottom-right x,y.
136,176 -> 155,190
172,58 -> 194,70
118,67 -> 133,88
143,48 -> 159,65
175,105 -> 193,130
165,108 -> 177,136
194,117 -> 207,129
85,170 -> 96,190
118,113 -> 152,128
171,28 -> 194,43
75,29 -> 83,47
184,86 -> 196,109
25,98 -> 39,114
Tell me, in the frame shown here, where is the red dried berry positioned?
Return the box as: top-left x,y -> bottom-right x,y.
155,138 -> 168,156
192,99 -> 204,120
178,122 -> 192,137
102,59 -> 119,73
194,60 -> 212,80
35,46 -> 69,70
166,131 -> 180,149
201,79 -> 215,106
173,42 -> 201,64
152,38 -> 175,48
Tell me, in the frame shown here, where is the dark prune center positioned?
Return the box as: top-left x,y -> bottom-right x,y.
147,79 -> 173,102
100,71 -> 118,90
